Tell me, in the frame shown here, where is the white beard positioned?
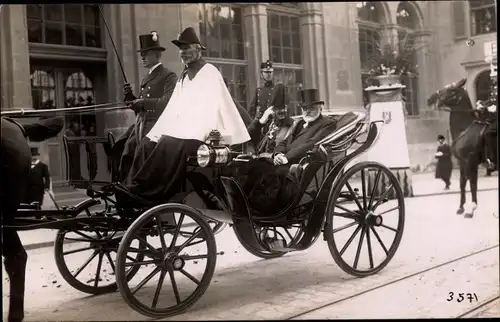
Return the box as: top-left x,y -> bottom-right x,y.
302,111 -> 321,124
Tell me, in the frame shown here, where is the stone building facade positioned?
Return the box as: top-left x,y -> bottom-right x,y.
0,1 -> 497,186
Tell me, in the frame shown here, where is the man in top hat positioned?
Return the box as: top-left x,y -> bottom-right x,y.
273,88 -> 337,165
247,82 -> 294,154
247,60 -> 288,119
22,147 -> 51,208
121,27 -> 249,201
113,31 -> 178,180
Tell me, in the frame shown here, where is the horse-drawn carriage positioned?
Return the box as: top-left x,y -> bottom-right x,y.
5,107 -> 405,318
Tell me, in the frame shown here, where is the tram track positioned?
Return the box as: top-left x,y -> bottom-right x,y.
286,244 -> 499,320
455,294 -> 500,318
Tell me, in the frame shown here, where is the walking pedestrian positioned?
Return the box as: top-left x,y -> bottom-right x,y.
23,147 -> 51,211
434,134 -> 453,190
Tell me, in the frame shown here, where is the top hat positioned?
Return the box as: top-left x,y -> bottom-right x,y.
272,83 -> 288,109
137,31 -> 165,53
437,134 -> 445,141
260,60 -> 273,71
30,147 -> 40,156
299,89 -> 324,107
171,27 -> 206,50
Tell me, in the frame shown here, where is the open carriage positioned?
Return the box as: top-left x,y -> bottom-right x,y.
7,108 -> 405,318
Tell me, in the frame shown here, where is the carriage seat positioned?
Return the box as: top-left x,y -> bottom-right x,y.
288,111 -> 365,185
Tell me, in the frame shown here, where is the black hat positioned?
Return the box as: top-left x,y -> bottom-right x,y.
299,89 -> 324,107
260,60 -> 273,70
171,27 -> 206,50
137,31 -> 165,53
437,134 -> 445,141
272,83 -> 288,109
30,147 -> 40,156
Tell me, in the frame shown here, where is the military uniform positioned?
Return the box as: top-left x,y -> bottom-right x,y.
248,60 -> 287,119
113,31 -> 178,180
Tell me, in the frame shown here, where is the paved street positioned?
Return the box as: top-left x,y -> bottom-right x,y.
3,189 -> 499,320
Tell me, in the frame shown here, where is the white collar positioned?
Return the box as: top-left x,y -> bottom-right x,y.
148,62 -> 162,75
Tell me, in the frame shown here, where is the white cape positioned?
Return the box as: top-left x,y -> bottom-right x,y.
146,63 -> 251,145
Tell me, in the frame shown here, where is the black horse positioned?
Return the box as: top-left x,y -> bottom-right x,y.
427,78 -> 497,217
1,116 -> 64,322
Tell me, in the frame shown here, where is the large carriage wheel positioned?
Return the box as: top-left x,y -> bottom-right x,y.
115,204 -> 217,318
325,161 -> 405,277
54,203 -> 146,294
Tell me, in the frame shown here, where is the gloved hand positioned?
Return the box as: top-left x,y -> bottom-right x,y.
259,106 -> 274,125
123,83 -> 136,102
273,153 -> 288,165
128,99 -> 145,113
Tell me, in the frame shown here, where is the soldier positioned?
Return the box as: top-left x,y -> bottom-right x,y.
113,31 -> 178,180
248,60 -> 286,119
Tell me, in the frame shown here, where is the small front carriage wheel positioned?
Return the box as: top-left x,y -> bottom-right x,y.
116,203 -> 217,318
54,202 -> 146,295
324,161 -> 405,277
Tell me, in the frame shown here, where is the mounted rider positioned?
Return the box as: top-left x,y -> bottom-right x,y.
113,31 -> 178,181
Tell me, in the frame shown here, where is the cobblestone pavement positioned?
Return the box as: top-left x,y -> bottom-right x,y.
3,190 -> 499,321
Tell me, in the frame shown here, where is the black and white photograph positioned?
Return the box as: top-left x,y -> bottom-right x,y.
1,2 -> 498,321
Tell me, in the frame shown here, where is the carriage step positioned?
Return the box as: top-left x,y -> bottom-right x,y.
270,247 -> 297,252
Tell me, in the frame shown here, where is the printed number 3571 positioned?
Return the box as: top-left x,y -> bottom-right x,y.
447,292 -> 478,303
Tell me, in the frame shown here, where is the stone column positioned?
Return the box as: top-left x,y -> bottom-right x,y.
243,4 -> 269,97
300,2 -> 327,105
365,83 -> 414,198
0,5 -> 32,110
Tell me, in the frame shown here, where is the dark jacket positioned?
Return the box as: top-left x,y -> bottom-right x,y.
248,82 -> 288,119
275,115 -> 337,164
117,64 -> 177,156
435,143 -> 452,180
23,161 -> 50,204
247,117 -> 294,154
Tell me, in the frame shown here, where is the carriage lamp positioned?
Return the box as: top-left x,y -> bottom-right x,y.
196,144 -> 232,167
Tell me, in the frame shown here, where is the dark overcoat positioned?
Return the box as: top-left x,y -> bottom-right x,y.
113,64 -> 177,180
23,162 -> 51,204
247,117 -> 294,154
247,82 -> 288,119
274,115 -> 338,164
434,143 -> 452,180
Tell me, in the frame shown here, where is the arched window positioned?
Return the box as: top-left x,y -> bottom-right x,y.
198,4 -> 248,109
396,2 -> 420,116
475,70 -> 492,102
64,71 -> 97,137
30,69 -> 56,110
469,0 -> 496,36
268,4 -> 304,116
26,4 -> 102,47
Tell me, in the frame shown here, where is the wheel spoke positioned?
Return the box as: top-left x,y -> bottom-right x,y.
332,221 -> 358,234
353,227 -> 366,269
180,269 -> 200,285
63,246 -> 94,255
340,225 -> 362,256
377,206 -> 399,216
381,224 -> 398,233
335,204 -> 361,218
168,268 -> 181,304
151,270 -> 167,309
155,215 -> 168,252
72,231 -> 97,241
345,182 -> 364,212
372,184 -> 394,210
366,228 -> 375,269
105,251 -> 116,274
360,169 -> 367,210
73,251 -> 98,278
370,226 -> 389,255
169,214 -> 185,252
368,169 -> 382,209
94,230 -> 103,239
176,230 -> 203,254
180,254 -> 209,261
332,212 -> 359,220
283,227 -> 294,241
135,235 -> 159,254
132,266 -> 161,295
94,252 -> 104,287
124,259 -> 157,267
